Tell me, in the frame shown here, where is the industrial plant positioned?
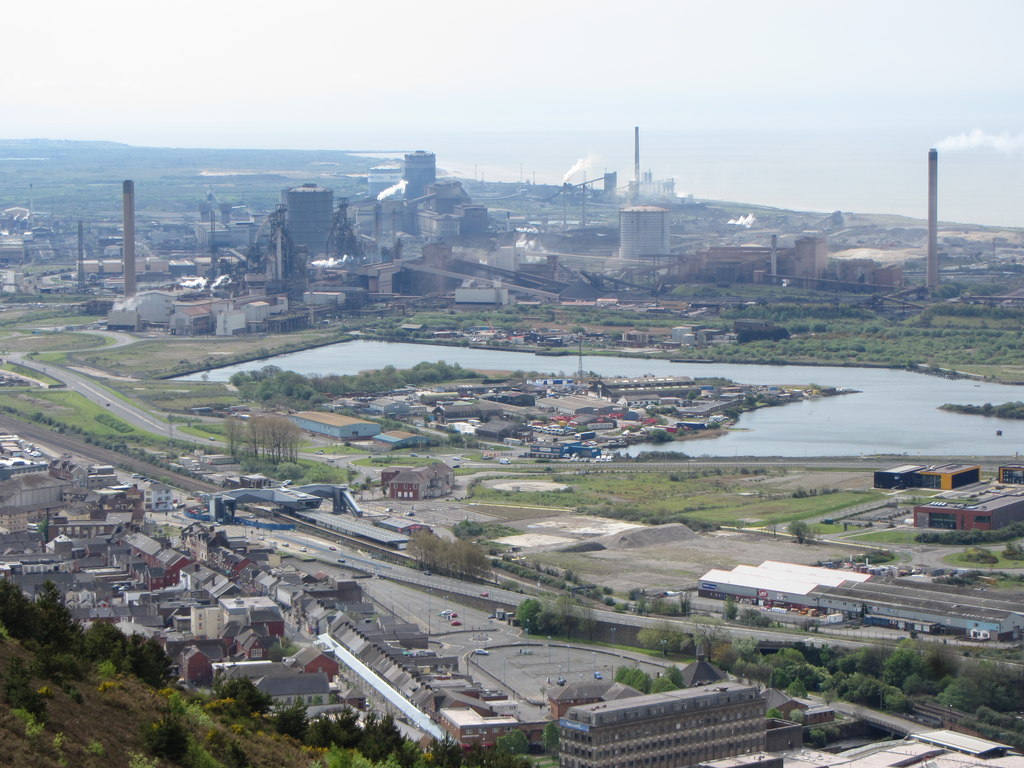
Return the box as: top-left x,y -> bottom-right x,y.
0,131 -> 982,336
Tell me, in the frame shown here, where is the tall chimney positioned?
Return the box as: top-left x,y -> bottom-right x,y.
927,149 -> 938,290
76,220 -> 85,289
633,126 -> 641,204
122,180 -> 136,298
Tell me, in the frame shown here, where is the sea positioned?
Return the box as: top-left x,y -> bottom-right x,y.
338,127 -> 1024,229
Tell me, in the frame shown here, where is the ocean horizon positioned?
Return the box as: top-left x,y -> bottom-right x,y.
334,127 -> 1024,229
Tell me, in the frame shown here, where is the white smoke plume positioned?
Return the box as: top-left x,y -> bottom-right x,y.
179,276 -> 207,289
728,214 -> 756,228
210,274 -> 231,289
562,155 -> 596,184
311,256 -> 348,268
377,179 -> 407,201
936,129 -> 1024,153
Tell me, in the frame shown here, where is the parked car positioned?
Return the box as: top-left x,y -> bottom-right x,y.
450,620 -> 462,626
480,591 -> 489,597
594,671 -> 603,680
473,649 -> 489,655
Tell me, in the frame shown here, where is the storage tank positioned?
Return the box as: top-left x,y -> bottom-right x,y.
619,205 -> 670,259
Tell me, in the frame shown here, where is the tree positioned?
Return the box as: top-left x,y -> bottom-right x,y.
882,642 -> 924,688
723,596 -> 738,621
212,677 -> 272,718
542,721 -> 560,754
650,675 -> 679,693
788,521 -> 812,544
615,666 -> 652,694
496,729 -> 529,755
515,598 -> 543,635
273,702 -> 308,741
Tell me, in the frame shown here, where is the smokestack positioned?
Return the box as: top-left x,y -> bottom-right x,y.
633,126 -> 641,204
122,180 -> 136,298
76,220 -> 85,289
927,149 -> 938,290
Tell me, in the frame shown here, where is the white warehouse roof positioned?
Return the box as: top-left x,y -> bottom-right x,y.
700,561 -> 871,596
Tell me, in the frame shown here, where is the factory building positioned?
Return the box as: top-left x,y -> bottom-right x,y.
814,579 -> 1024,640
698,561 -> 870,609
281,184 -> 334,258
698,561 -> 1024,640
559,683 -> 764,768
997,464 -> 1024,484
913,494 -> 1024,531
873,463 -> 980,490
619,205 -> 670,259
403,151 -> 436,201
368,165 -> 403,197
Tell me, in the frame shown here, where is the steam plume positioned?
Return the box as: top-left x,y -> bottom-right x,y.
179,276 -> 207,289
562,155 -> 596,184
377,179 -> 407,201
936,129 -> 1024,153
728,214 -> 756,228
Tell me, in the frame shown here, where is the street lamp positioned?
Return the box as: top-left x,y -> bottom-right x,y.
547,636 -> 552,665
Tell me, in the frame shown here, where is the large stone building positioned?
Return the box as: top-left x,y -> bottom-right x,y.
559,683 -> 764,768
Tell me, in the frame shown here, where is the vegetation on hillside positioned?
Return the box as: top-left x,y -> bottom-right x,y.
0,578 -> 531,768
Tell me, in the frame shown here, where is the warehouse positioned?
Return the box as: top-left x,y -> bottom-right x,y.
697,561 -> 870,609
874,463 -> 980,490
289,411 -> 381,440
913,494 -> 1024,531
812,579 -> 1024,640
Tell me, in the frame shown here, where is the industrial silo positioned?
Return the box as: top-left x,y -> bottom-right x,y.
619,205 -> 670,259
403,151 -> 436,201
281,184 -> 334,258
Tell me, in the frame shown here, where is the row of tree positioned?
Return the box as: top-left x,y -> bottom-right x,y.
223,414 -> 301,464
408,531 -> 491,581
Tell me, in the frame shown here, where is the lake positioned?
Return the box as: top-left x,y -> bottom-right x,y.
183,340 -> 1024,458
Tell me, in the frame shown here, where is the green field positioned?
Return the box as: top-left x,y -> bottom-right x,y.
0,390 -> 156,441
113,379 -> 239,413
467,470 -> 882,527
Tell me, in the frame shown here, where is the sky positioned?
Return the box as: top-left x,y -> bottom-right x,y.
6,0 -> 1022,150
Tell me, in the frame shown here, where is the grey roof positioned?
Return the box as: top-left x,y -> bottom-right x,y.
256,672 -> 330,697
549,679 -> 642,702
681,658 -> 727,687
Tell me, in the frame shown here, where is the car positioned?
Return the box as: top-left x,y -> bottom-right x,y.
329,546 -> 336,551
498,457 -> 511,464
473,649 -> 489,655
556,677 -> 566,686
594,672 -> 603,680
409,453 -> 419,457
450,620 -> 462,626
448,612 -> 457,618
424,570 -> 431,576
299,547 -> 308,552
280,542 -> 289,547
315,449 -> 325,455
479,591 -> 489,597
487,614 -> 496,620
336,557 -> 346,563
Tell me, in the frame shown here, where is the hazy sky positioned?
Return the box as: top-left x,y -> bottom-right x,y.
7,0 -> 1022,150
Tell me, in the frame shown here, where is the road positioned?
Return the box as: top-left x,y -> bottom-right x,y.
9,352 -> 207,445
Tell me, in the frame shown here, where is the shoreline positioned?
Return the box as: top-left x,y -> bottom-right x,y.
167,334 -> 1018,385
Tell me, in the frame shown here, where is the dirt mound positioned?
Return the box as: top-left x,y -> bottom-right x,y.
560,541 -> 607,553
596,522 -> 699,549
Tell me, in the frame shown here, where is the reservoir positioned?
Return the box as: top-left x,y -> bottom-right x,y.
184,340 -> 1024,458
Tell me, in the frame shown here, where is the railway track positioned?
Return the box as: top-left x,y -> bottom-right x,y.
0,412 -> 222,495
